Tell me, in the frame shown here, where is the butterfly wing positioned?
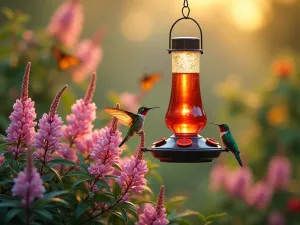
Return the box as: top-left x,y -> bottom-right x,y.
53,47 -> 80,70
104,108 -> 136,127
140,73 -> 162,91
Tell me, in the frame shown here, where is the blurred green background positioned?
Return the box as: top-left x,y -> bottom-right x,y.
0,0 -> 299,218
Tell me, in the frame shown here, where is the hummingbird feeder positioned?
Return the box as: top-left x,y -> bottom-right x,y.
142,0 -> 227,162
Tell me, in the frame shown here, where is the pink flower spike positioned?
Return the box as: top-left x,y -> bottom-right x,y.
6,63 -> 37,158
268,211 -> 285,225
88,126 -> 122,177
110,103 -> 120,135
12,148 -> 45,206
226,167 -> 253,199
72,29 -> 105,83
84,72 -> 97,105
47,0 -> 84,48
20,62 -> 31,102
56,143 -> 77,162
246,181 -> 273,210
117,136 -> 148,201
33,85 -> 67,163
267,155 -> 291,190
62,78 -> 97,143
138,185 -> 169,225
210,163 -> 229,192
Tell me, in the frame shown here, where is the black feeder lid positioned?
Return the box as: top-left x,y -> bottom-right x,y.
142,135 -> 227,163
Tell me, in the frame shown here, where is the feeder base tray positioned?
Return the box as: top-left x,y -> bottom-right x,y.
142,135 -> 227,163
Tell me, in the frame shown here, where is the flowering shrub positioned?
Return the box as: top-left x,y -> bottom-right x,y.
209,59 -> 300,225
0,63 -> 225,224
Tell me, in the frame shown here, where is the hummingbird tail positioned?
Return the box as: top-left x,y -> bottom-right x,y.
119,134 -> 133,147
234,152 -> 243,167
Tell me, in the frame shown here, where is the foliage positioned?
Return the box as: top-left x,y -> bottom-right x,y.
210,59 -> 300,225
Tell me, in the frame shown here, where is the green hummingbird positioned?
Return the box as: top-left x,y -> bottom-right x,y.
104,106 -> 159,147
211,123 -> 243,167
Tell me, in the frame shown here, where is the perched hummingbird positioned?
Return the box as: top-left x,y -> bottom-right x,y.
211,123 -> 243,167
104,106 -> 159,147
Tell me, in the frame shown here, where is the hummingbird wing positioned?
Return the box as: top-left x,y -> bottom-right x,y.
104,108 -> 136,127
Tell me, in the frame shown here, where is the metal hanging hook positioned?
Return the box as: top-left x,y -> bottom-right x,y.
168,0 -> 203,54
182,0 -> 190,18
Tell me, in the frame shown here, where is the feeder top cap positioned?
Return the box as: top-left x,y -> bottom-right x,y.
171,37 -> 201,52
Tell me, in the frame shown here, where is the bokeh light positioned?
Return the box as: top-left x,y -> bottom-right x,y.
121,11 -> 153,42
230,0 -> 270,32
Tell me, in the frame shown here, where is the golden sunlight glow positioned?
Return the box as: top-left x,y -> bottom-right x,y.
181,104 -> 190,116
121,11 -> 153,42
182,124 -> 188,133
275,0 -> 296,4
230,0 -> 269,32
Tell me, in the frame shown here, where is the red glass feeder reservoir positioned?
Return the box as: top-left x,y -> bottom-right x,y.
142,16 -> 226,163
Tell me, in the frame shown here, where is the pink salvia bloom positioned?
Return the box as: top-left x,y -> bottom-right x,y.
119,92 -> 140,113
267,155 -> 291,190
12,148 -> 45,206
47,0 -> 83,48
138,185 -> 169,225
246,181 -> 273,210
0,155 -> 5,166
209,163 -> 229,192
117,133 -> 148,201
56,143 -> 77,162
88,126 -> 122,178
268,211 -> 285,225
76,129 -> 102,155
72,30 -> 105,83
226,167 -> 253,199
33,86 -> 67,162
63,73 -> 97,144
6,63 -> 37,158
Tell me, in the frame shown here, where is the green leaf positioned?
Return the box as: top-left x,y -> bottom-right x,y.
165,196 -> 186,209
42,174 -> 53,182
118,207 -> 128,224
110,211 -> 125,225
5,208 -> 23,222
105,175 -> 118,179
113,182 -> 121,199
2,7 -> 14,20
76,202 -> 89,218
35,209 -> 53,221
47,166 -> 63,187
94,193 -> 115,204
42,191 -> 69,201
143,186 -> 154,196
205,212 -> 227,222
77,152 -> 85,165
0,194 -> 15,201
112,163 -> 122,171
49,159 -> 77,167
96,179 -> 110,190
167,210 -> 206,223
0,178 -> 14,185
64,171 -> 90,177
119,202 -> 138,220
0,200 -> 21,208
0,142 -> 9,149
72,177 -> 93,189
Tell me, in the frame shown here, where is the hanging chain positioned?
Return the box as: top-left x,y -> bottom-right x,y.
182,0 -> 190,18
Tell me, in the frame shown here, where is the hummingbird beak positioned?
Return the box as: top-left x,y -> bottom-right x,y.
147,107 -> 160,110
209,122 -> 219,126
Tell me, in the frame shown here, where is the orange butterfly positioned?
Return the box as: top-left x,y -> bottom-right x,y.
140,73 -> 163,92
52,47 -> 80,70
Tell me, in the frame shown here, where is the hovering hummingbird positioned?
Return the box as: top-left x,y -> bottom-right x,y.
104,106 -> 159,147
210,123 -> 243,167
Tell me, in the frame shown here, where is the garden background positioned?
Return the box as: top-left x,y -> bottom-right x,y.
0,0 -> 300,224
